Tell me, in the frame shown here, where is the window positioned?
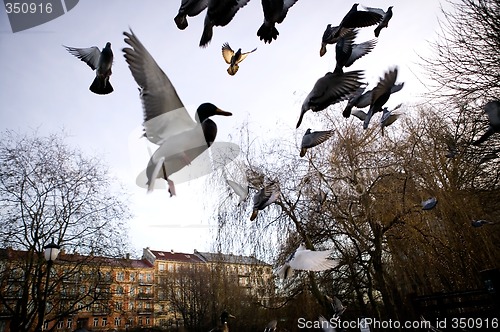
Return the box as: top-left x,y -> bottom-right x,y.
43,321 -> 49,330
130,272 -> 136,282
67,318 -> 72,329
138,273 -> 143,282
159,263 -> 165,271
116,285 -> 124,295
145,317 -> 150,326
146,273 -> 152,282
115,301 -> 123,311
116,271 -> 125,281
102,318 -> 107,327
129,301 -> 134,310
114,317 -> 121,327
138,317 -> 143,326
93,318 -> 98,327
57,320 -> 64,329
130,286 -> 135,296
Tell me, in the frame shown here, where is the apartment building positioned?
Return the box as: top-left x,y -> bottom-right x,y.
0,247 -> 273,332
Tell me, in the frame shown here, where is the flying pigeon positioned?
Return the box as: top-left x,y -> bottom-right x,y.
221,42 -> 257,75
226,179 -> 249,205
471,219 -> 495,228
199,0 -> 251,47
363,67 -> 400,129
300,129 -> 334,157
276,244 -> 339,279
332,3 -> 383,39
472,100 -> 500,145
421,197 -> 437,210
257,0 -> 299,43
264,320 -> 277,332
174,0 -> 208,30
380,104 -> 402,135
297,70 -> 364,128
325,295 -> 346,317
334,29 -> 377,74
365,6 -> 393,37
250,182 -> 280,221
343,82 -> 404,118
64,42 -> 114,95
319,24 -> 353,57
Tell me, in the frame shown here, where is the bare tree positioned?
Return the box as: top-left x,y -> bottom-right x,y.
422,0 -> 499,105
0,130 -> 131,332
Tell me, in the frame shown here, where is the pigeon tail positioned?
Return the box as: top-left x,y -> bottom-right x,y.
250,209 -> 258,221
199,24 -> 213,47
89,76 -> 113,95
257,23 -> 279,43
374,25 -> 382,37
174,14 -> 188,30
227,64 -> 239,75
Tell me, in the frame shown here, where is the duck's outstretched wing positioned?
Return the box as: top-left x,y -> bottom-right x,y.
123,29 -> 195,144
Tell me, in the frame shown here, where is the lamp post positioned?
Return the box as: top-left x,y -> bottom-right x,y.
37,238 -> 60,332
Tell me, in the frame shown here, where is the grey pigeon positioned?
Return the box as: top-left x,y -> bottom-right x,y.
297,70 -> 364,128
64,42 -> 114,95
319,24 -> 353,57
257,0 -> 299,44
421,197 -> 437,210
363,67 -> 400,129
199,0 -> 251,47
471,219 -> 495,228
250,182 -> 280,221
264,319 -> 277,332
174,0 -> 208,30
332,3 -> 383,38
326,295 -> 346,317
343,82 -> 404,118
300,129 -> 334,157
472,100 -> 500,145
334,29 -> 377,74
365,6 -> 393,37
276,244 -> 339,279
221,42 -> 257,75
380,104 -> 402,135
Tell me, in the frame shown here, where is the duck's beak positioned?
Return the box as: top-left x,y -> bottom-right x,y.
216,108 -> 232,116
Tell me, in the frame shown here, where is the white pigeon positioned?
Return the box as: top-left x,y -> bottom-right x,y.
276,244 -> 339,279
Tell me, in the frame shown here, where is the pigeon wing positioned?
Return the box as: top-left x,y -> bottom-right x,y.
290,248 -> 338,271
221,42 -> 234,63
65,46 -> 101,70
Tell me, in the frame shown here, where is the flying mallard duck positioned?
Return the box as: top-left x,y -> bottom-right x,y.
221,42 -> 257,75
199,0 -> 251,47
64,42 -> 114,95
174,0 -> 208,30
257,0 -> 299,44
277,244 -> 339,279
122,29 -> 232,195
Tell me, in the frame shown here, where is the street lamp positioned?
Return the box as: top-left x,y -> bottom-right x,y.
37,238 -> 60,332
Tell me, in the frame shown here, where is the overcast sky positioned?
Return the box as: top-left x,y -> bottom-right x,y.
0,0 -> 446,257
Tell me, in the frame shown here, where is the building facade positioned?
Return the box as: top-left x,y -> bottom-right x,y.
0,247 -> 273,332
